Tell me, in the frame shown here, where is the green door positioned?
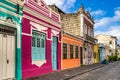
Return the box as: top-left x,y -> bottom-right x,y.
52,36 -> 57,70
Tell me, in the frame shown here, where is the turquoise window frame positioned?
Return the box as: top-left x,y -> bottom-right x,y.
32,30 -> 46,61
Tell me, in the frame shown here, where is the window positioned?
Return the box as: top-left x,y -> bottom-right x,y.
63,43 -> 67,59
41,39 -> 45,48
70,45 -> 74,59
94,52 -> 96,58
32,37 -> 36,47
109,50 -> 112,52
109,41 -> 112,44
32,30 -> 46,61
75,46 -> 79,58
37,38 -> 40,47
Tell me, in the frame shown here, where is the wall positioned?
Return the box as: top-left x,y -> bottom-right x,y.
0,0 -> 23,79
61,14 -> 81,37
22,0 -> 61,79
61,33 -> 84,70
94,44 -> 99,63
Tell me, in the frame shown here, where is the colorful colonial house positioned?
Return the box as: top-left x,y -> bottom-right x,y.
0,0 -> 23,80
49,4 -> 95,65
95,34 -> 118,56
61,32 -> 84,70
22,0 -> 61,79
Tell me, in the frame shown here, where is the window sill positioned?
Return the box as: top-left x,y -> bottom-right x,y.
32,60 -> 46,67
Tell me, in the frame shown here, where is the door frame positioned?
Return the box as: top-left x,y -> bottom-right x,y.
80,47 -> 83,65
52,36 -> 58,70
0,25 -> 17,79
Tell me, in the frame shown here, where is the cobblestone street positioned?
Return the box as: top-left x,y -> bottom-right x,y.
68,61 -> 120,80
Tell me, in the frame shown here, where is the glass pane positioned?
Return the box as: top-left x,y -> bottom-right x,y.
76,46 -> 79,58
70,45 -> 74,59
41,39 -> 45,48
32,37 -> 36,47
63,43 -> 67,59
37,38 -> 40,47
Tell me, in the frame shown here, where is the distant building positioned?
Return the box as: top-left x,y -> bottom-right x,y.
95,34 -> 118,56
94,39 -> 99,63
117,44 -> 120,58
49,4 -> 95,65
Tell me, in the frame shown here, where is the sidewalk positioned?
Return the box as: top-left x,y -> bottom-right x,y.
25,63 -> 107,80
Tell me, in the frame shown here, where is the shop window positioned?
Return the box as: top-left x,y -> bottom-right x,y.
75,46 -> 79,58
32,30 -> 46,60
70,45 -> 74,59
63,43 -> 67,59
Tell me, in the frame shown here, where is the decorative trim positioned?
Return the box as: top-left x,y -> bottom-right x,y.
0,7 -> 22,18
0,2 -> 16,11
47,38 -> 52,41
22,32 -> 32,37
51,30 -> 59,36
23,6 -> 61,28
23,14 -> 60,31
80,14 -> 84,37
0,2 -> 23,14
7,0 -> 24,7
30,21 -> 48,32
82,14 -> 94,25
0,20 -> 17,28
32,60 -> 46,67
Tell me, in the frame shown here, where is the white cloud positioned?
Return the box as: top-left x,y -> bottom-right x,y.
95,9 -> 120,29
91,9 -> 105,16
95,8 -> 120,44
95,25 -> 120,44
44,0 -> 76,13
114,7 -> 120,10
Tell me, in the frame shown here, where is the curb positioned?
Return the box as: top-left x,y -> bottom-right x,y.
62,64 -> 107,80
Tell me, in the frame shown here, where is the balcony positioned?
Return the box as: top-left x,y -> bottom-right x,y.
85,34 -> 95,42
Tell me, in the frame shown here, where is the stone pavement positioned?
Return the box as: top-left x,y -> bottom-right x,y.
25,63 -> 107,80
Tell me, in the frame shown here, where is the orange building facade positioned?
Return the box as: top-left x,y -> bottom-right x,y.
61,32 -> 84,70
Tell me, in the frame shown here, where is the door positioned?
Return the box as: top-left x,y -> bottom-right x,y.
52,36 -> 58,70
80,47 -> 83,65
0,26 -> 15,80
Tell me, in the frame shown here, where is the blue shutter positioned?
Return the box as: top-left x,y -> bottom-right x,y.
32,31 -> 46,60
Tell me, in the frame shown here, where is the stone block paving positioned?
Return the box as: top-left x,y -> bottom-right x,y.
25,63 -> 106,80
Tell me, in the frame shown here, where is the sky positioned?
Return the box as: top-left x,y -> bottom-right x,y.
44,0 -> 120,44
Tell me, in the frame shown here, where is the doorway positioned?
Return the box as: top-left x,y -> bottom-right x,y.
52,36 -> 58,70
0,26 -> 16,80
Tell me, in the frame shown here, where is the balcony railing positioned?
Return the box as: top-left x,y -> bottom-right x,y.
85,34 -> 94,42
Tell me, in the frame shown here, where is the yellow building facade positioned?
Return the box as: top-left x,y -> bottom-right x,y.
94,44 -> 99,63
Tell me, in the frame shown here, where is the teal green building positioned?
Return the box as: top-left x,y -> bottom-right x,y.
0,0 -> 23,80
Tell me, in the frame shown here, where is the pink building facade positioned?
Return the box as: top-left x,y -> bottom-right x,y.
22,0 -> 61,79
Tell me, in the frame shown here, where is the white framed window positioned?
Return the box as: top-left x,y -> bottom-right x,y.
32,30 -> 46,61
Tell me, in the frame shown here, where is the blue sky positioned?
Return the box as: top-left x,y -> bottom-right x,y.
44,0 -> 120,44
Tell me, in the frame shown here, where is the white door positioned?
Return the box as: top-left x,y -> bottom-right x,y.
0,27 -> 15,80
